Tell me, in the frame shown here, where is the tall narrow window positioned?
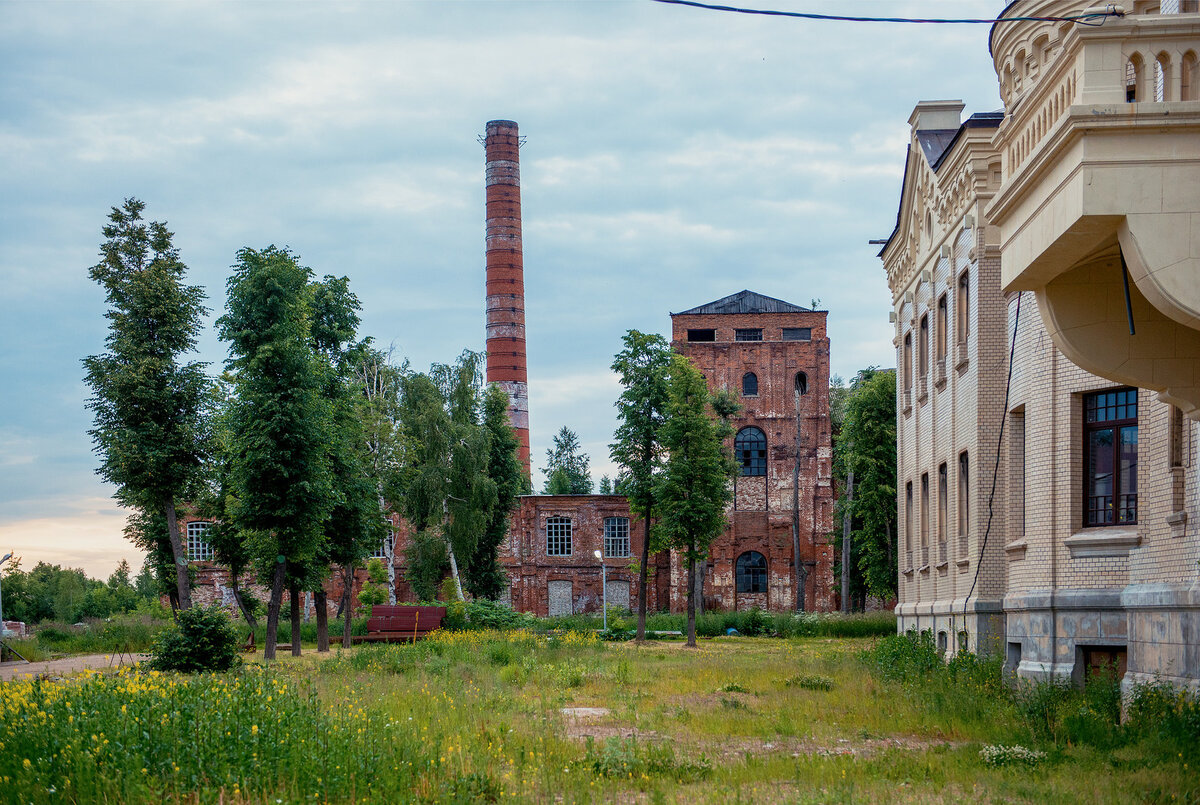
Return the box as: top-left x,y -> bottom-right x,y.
1010,410 -> 1026,540
958,452 -> 970,554
1127,54 -> 1143,102
1170,405 -> 1185,468
742,372 -> 758,396
735,551 -> 767,593
794,372 -> 808,395
604,517 -> 630,558
936,294 -> 948,363
1084,388 -> 1139,526
735,427 -> 767,476
956,271 -> 970,345
1183,51 -> 1197,101
903,333 -> 913,392
920,473 -> 930,564
905,481 -> 914,559
186,521 -> 214,562
919,314 -> 929,380
546,517 -> 573,556
937,463 -> 948,559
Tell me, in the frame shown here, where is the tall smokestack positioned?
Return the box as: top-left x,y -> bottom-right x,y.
483,120 -> 531,478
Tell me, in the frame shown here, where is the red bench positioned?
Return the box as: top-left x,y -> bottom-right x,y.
351,605 -> 446,644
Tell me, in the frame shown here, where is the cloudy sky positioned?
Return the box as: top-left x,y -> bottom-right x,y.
0,0 -> 1004,578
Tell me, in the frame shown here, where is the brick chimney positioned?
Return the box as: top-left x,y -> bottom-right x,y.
483,120 -> 531,478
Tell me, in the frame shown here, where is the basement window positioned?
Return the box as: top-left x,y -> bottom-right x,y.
687,329 -> 715,342
735,328 -> 763,342
782,327 -> 811,341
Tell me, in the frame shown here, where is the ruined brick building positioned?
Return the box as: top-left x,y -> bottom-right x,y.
183,121 -> 835,618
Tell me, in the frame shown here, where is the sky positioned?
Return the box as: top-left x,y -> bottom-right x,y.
0,0 -> 1004,579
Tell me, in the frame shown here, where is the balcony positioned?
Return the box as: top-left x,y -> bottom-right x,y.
988,2 -> 1200,416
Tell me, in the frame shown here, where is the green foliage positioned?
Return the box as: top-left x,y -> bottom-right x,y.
356,559 -> 390,613
405,530 -> 449,602
465,384 -> 524,600
147,605 -> 241,673
82,198 -> 211,608
832,367 -> 898,602
1126,681 -> 1200,753
783,673 -> 835,691
32,611 -> 170,654
0,559 -> 158,624
543,426 -> 593,494
582,737 -> 711,782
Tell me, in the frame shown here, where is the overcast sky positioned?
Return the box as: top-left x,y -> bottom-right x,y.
0,0 -> 1003,578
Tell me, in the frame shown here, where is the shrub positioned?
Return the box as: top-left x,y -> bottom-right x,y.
979,744 -> 1047,767
147,606 -> 240,673
1126,681 -> 1200,753
783,673 -> 834,691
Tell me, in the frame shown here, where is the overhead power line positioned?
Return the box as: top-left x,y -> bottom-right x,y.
650,0 -> 1124,26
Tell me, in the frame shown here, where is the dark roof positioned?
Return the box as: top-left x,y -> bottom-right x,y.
673,290 -> 811,316
876,111 -> 1006,258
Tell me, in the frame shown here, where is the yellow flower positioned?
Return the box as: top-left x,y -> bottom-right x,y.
252,724 -> 259,735
22,759 -> 31,769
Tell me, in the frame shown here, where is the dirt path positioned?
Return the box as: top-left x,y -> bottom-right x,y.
0,653 -> 147,681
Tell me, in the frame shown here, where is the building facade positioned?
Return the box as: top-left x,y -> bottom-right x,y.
882,1 -> 1200,691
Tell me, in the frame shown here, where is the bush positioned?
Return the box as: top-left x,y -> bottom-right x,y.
147,606 -> 241,673
1126,681 -> 1200,753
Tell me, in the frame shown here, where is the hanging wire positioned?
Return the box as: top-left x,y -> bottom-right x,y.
651,0 -> 1123,26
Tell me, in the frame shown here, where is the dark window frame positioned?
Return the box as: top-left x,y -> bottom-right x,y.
782,327 -> 812,342
735,426 -> 767,476
603,517 -> 631,558
735,551 -> 767,593
1083,388 -> 1139,527
546,516 -> 574,556
734,328 -> 763,342
742,372 -> 758,397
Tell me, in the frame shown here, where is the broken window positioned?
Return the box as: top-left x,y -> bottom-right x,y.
735,551 -> 767,593
687,329 -> 715,342
735,427 -> 767,476
735,328 -> 763,342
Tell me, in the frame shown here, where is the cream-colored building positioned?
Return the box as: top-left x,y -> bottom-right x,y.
881,1 -> 1199,691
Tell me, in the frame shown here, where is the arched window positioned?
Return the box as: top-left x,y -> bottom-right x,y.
735,427 -> 767,476
1127,53 -> 1144,102
742,372 -> 758,396
794,371 -> 808,395
735,551 -> 767,593
1182,51 -> 1198,101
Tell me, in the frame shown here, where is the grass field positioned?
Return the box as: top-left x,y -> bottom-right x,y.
2,630 -> 1197,803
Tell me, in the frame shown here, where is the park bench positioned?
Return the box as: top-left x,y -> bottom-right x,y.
352,605 -> 446,644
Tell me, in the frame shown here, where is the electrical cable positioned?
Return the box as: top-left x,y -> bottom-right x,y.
651,0 -> 1123,26
956,291 -> 1022,651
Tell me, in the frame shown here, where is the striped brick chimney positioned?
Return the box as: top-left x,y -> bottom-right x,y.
483,119 -> 531,478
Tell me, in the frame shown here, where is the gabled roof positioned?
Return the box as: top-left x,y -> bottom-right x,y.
672,290 -> 811,316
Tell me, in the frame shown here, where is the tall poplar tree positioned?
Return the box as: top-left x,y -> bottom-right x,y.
217,246 -> 333,660
609,330 -> 672,640
464,384 -> 525,600
84,198 -> 210,611
655,355 -> 736,647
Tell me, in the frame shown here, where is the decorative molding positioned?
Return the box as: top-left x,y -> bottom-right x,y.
1063,526 -> 1140,558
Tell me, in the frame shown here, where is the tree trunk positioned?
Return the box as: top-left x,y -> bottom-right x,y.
792,388 -> 805,612
443,502 -> 465,602
695,561 -> 705,616
230,575 -> 258,629
635,505 -> 651,642
264,560 -> 286,660
163,498 -> 192,610
342,564 -> 355,649
685,548 -> 697,648
315,589 -> 329,652
289,582 -> 302,657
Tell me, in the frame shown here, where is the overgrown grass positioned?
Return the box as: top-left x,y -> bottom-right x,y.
28,612 -> 170,656
3,629 -> 1196,803
547,608 -> 897,639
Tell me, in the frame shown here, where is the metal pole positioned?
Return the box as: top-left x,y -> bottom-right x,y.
601,562 -> 607,631
0,552 -> 11,634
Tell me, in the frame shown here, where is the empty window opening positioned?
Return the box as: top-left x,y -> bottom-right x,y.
687,329 -> 715,342
742,372 -> 758,396
1127,54 -> 1143,102
735,551 -> 767,593
936,294 -> 948,363
735,427 -> 767,476
1084,388 -> 1139,526
735,328 -> 763,342
782,327 -> 811,341
794,371 -> 808,395
186,521 -> 214,562
919,314 -> 930,380
546,516 -> 573,556
956,271 -> 970,345
604,517 -> 631,558
937,631 -> 948,654
903,332 -> 913,392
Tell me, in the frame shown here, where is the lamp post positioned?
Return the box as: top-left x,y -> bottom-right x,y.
0,552 -> 12,639
593,549 -> 607,631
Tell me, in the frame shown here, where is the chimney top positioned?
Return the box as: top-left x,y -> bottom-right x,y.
907,100 -> 965,133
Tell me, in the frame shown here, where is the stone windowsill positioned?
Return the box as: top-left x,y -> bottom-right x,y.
934,375 -> 947,391
903,402 -> 913,417
918,564 -> 930,574
1004,538 -> 1027,558
955,342 -> 969,371
956,559 -> 970,572
935,561 -> 949,574
1167,510 -> 1187,537
1063,526 -> 1140,558
902,566 -> 915,576
917,388 -> 929,405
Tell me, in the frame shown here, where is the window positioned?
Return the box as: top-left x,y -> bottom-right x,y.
936,294 -> 948,363
958,452 -> 970,551
794,372 -> 807,395
918,314 -> 929,380
937,462 -> 948,555
742,372 -> 758,396
1126,54 -> 1143,102
735,551 -> 767,593
604,517 -> 630,558
735,427 -> 767,476
782,327 -> 811,341
1084,388 -> 1139,526
735,328 -> 763,342
956,271 -> 969,345
1010,410 -> 1026,539
546,516 -> 573,556
920,473 -> 930,551
1183,51 -> 1197,101
1170,405 -> 1186,468
687,328 -> 715,342
370,533 -> 394,560
903,332 -> 913,392
905,481 -> 914,554
186,521 -> 214,562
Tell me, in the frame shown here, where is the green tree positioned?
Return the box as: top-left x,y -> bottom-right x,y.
543,426 -> 592,494
83,198 -> 210,610
598,476 -> 613,494
655,355 -> 736,647
609,330 -> 672,640
463,384 -> 524,600
217,246 -> 333,660
833,368 -> 898,603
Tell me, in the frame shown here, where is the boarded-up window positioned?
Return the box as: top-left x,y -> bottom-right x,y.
548,580 -> 573,616
607,580 -> 631,612
782,327 -> 811,341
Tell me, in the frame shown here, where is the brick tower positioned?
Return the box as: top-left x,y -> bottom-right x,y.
483,120 -> 531,477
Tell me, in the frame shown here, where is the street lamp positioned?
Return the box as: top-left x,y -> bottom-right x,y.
593,549 -> 607,632
0,552 -> 12,639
